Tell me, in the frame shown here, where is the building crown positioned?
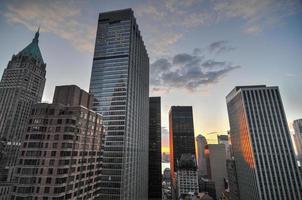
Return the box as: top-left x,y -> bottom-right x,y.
18,27 -> 44,63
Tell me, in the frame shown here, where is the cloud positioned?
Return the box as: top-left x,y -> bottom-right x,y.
208,40 -> 235,54
150,44 -> 241,92
214,0 -> 302,33
2,0 -> 95,52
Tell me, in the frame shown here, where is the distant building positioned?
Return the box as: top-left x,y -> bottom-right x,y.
0,29 -> 46,183
226,85 -> 302,200
89,8 -> 149,199
205,144 -> 227,199
176,154 -> 199,199
293,119 -> 302,164
217,135 -> 231,159
226,159 -> 240,200
162,152 -> 170,163
149,97 -> 162,199
196,135 -> 207,177
163,168 -> 171,181
11,85 -> 104,200
199,178 -> 216,200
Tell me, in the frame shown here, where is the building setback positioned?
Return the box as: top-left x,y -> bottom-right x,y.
226,85 -> 302,200
89,8 -> 149,199
11,85 -> 104,200
148,97 -> 162,199
0,29 -> 46,183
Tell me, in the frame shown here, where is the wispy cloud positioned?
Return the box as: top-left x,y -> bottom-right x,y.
214,0 -> 302,33
207,40 -> 236,54
2,0 -> 95,52
150,42 -> 241,92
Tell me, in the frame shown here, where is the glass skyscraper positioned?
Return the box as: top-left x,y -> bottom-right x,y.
169,106 -> 196,199
89,9 -> 149,200
148,97 -> 162,200
226,85 -> 302,200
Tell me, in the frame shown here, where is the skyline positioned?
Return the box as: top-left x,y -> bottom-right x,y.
0,0 -> 302,154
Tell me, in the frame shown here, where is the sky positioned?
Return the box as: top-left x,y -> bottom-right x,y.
0,0 -> 302,154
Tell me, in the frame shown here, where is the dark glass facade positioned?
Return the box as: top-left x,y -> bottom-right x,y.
169,106 -> 196,181
148,97 -> 162,200
89,9 -> 149,200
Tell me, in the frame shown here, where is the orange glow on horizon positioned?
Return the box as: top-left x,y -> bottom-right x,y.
161,146 -> 169,154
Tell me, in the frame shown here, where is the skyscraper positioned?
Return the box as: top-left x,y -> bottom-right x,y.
169,106 -> 196,200
169,106 -> 196,177
293,119 -> 302,164
205,144 -> 227,199
196,135 -> 207,177
148,97 -> 162,200
89,9 -> 149,199
0,29 -> 46,182
226,85 -> 302,200
11,85 -> 104,200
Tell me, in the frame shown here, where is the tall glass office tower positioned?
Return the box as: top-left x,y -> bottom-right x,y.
89,9 -> 149,200
148,97 -> 162,199
226,85 -> 302,200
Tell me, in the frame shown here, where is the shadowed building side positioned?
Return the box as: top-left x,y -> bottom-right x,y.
148,97 -> 162,199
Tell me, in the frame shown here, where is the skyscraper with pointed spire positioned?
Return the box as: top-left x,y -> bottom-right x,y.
0,29 -> 46,182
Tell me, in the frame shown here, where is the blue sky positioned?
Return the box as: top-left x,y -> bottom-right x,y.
0,0 -> 301,150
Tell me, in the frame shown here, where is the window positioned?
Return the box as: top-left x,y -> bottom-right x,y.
46,177 -> 52,184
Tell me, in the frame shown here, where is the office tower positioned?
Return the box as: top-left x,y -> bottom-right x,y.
293,119 -> 302,164
226,85 -> 302,200
217,135 -> 231,159
148,97 -> 162,200
0,29 -> 46,183
169,106 -> 195,176
226,159 -> 240,200
205,144 -> 227,199
11,85 -> 104,200
89,9 -> 149,199
176,154 -> 199,199
196,135 -> 208,177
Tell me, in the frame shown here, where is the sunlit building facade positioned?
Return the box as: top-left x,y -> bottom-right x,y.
89,9 -> 149,200
293,119 -> 302,164
226,85 -> 302,200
